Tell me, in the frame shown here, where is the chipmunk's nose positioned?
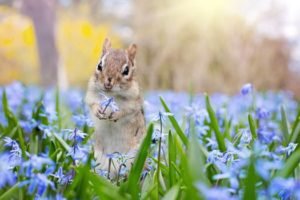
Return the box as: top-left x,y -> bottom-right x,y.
104,77 -> 113,90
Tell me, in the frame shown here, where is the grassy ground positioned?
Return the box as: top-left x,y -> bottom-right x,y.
0,82 -> 300,200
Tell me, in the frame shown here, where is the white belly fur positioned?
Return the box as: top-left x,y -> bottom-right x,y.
91,112 -> 144,175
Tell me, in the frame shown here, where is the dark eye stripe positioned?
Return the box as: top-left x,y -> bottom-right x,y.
97,61 -> 102,71
122,66 -> 129,76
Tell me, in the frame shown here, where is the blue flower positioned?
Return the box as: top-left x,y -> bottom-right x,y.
275,143 -> 297,156
240,83 -> 253,95
239,129 -> 252,145
3,137 -> 22,166
257,127 -> 276,144
66,128 -> 87,143
269,178 -> 300,200
0,154 -> 16,189
99,93 -> 119,112
20,173 -> 55,196
21,154 -> 55,177
150,111 -> 173,122
67,144 -> 88,161
52,167 -> 72,185
205,138 -> 218,149
256,108 -> 270,119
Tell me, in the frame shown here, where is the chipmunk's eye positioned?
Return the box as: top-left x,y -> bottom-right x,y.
97,62 -> 103,71
122,66 -> 129,76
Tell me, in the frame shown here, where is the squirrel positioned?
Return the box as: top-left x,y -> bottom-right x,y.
85,38 -> 146,178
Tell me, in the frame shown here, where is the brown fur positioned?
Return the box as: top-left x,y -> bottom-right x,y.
85,38 -> 145,178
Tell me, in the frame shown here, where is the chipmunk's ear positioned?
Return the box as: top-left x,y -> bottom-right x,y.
102,38 -> 111,54
126,43 -> 137,63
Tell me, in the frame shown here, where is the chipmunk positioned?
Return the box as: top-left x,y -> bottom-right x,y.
85,38 -> 146,177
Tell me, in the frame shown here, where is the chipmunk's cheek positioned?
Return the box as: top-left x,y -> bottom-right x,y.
111,85 -> 121,92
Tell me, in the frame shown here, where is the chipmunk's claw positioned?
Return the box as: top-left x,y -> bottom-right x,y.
108,111 -> 121,122
95,107 -> 108,120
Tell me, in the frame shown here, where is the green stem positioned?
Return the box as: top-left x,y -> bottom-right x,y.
0,183 -> 20,200
157,112 -> 163,198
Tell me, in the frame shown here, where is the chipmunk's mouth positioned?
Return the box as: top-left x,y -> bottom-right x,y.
104,84 -> 113,91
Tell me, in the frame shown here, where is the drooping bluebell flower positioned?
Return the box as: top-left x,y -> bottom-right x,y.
38,124 -> 54,139
21,154 -> 55,177
0,154 -> 16,189
150,111 -> 173,122
20,173 -> 55,197
269,178 -> 300,200
3,137 -> 22,166
275,143 -> 297,156
66,128 -> 87,143
96,169 -> 109,178
207,150 -> 235,173
52,167 -> 72,185
257,127 -> 276,144
99,93 -> 119,113
256,107 -> 270,120
106,150 -> 135,167
151,128 -> 168,144
205,138 -> 218,150
67,143 -> 88,162
240,83 -> 253,95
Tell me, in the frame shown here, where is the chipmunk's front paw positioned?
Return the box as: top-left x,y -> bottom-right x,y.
108,111 -> 122,122
93,106 -> 107,120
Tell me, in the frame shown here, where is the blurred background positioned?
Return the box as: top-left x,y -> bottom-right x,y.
0,0 -> 299,96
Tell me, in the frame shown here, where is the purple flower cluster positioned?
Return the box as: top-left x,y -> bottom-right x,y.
0,82 -> 299,199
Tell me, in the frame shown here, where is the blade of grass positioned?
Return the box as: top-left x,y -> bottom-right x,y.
125,123 -> 154,199
89,171 -> 126,200
17,127 -> 26,157
2,90 -> 18,129
160,97 -> 188,146
291,107 -> 300,133
289,119 -> 300,145
168,131 -> 176,187
205,94 -> 226,152
243,155 -> 257,200
52,132 -> 71,151
280,106 -> 290,145
248,114 -> 257,145
187,131 -> 211,186
276,147 -> 300,178
289,108 -> 300,144
0,183 -> 20,200
161,185 -> 180,200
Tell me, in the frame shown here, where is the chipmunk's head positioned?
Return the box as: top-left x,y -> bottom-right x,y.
95,38 -> 137,93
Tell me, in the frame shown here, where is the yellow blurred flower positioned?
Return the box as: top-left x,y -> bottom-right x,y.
0,5 -> 122,86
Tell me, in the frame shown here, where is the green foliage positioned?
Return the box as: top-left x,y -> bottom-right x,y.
205,94 -> 226,152
1,88 -> 300,199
